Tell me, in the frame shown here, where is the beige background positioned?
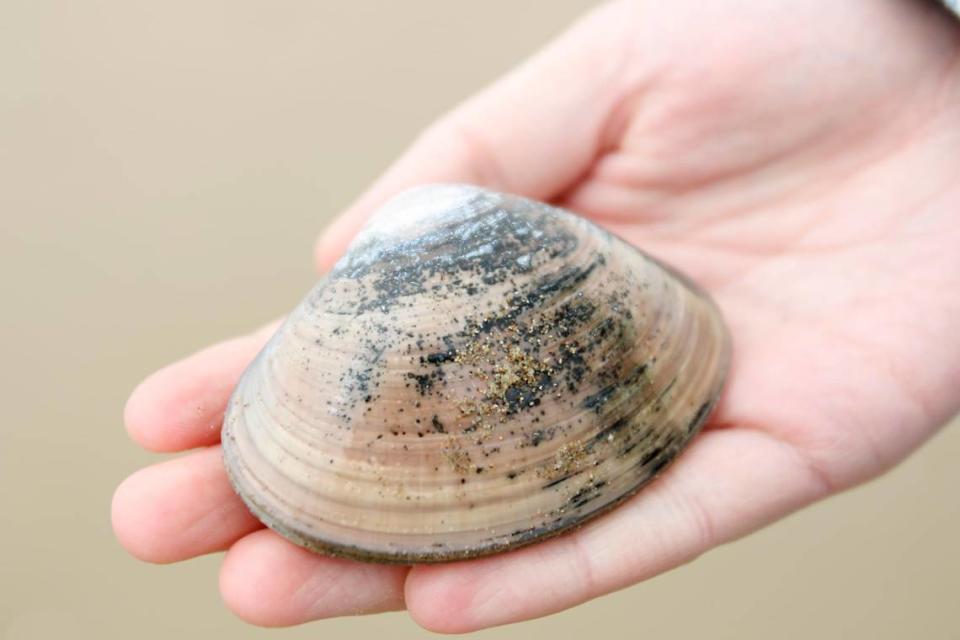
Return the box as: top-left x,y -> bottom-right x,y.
1,1 -> 958,638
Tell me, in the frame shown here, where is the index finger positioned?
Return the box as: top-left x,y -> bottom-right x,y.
124,321 -> 280,452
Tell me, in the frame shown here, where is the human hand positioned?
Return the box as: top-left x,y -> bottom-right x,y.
112,0 -> 960,632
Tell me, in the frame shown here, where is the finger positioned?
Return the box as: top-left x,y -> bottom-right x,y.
124,321 -> 280,452
314,3 -> 634,271
220,529 -> 408,627
112,446 -> 261,563
404,427 -> 832,633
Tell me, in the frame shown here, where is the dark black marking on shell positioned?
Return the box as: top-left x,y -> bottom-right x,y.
317,194 -> 685,489
328,191 -> 579,315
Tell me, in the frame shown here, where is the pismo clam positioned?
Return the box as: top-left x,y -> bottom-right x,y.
221,185 -> 730,563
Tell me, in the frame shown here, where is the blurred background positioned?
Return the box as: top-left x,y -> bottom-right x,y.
1,1 -> 958,638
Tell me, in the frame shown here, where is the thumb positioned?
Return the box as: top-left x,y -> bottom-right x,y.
314,4 -> 632,272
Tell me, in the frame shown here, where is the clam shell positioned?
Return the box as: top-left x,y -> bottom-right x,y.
222,185 -> 730,563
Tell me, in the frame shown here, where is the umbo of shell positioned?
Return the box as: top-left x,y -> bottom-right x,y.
222,184 -> 730,563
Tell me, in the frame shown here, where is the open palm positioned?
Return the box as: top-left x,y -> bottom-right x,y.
113,0 -> 960,632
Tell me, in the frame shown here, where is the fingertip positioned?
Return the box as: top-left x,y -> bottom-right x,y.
122,361 -> 223,452
219,532 -> 289,627
122,378 -> 154,448
405,566 -> 481,634
220,530 -> 409,627
112,448 -> 261,564
123,374 -> 185,453
111,467 -> 174,564
313,222 -> 347,274
122,329 -> 278,453
312,234 -> 330,274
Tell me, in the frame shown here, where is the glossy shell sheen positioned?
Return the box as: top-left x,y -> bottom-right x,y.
222,185 -> 730,563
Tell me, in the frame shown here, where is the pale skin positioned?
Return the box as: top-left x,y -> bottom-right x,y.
112,0 -> 960,632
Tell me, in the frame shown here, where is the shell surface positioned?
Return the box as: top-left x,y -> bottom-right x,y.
222,185 -> 730,563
